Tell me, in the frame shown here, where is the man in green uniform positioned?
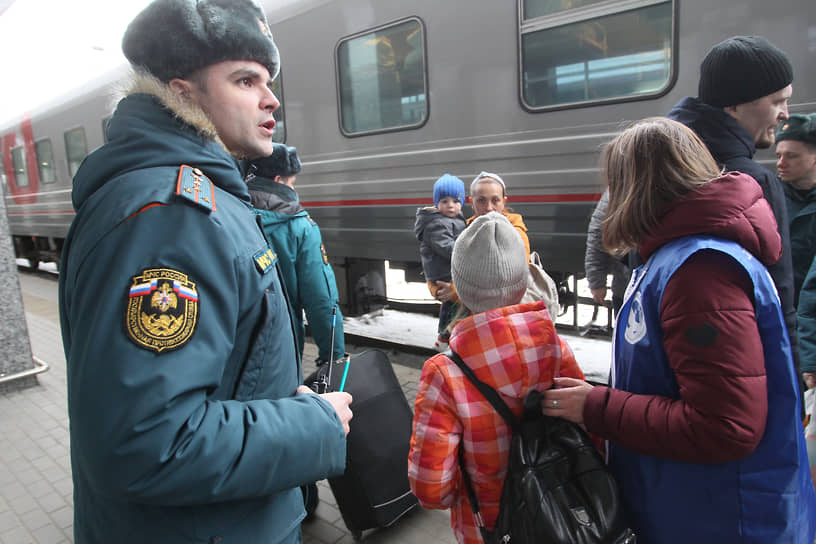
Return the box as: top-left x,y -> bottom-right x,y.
776,114 -> 816,303
58,1 -> 352,542
777,115 -> 816,407
248,145 -> 346,365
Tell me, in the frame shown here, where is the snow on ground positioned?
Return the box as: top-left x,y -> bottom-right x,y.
343,263 -> 615,384
18,259 -> 614,383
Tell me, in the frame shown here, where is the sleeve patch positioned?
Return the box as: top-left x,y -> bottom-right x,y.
125,268 -> 199,353
175,165 -> 216,212
254,248 -> 277,274
320,243 -> 329,265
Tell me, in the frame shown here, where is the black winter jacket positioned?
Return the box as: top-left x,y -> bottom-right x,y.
667,97 -> 799,368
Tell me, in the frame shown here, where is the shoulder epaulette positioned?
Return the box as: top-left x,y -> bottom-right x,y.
175,165 -> 216,212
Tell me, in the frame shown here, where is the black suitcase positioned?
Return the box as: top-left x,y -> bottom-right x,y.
308,349 -> 419,539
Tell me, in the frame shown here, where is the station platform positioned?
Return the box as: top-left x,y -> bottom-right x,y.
2,272 -> 611,543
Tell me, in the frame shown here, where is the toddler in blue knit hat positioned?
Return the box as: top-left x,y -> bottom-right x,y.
413,174 -> 467,350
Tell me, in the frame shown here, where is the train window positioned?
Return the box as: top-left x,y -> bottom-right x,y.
336,18 -> 427,136
11,147 -> 28,188
519,0 -> 674,110
64,127 -> 87,178
35,139 -> 56,184
270,73 -> 285,143
523,0 -> 607,18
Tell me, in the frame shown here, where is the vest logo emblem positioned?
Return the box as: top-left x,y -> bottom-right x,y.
624,291 -> 647,344
125,268 -> 199,353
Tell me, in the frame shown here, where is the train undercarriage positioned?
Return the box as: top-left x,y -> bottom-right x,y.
12,240 -> 612,337
12,235 -> 62,271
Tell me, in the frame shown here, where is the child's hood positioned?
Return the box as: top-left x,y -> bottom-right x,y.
414,206 -> 441,240
448,302 -> 566,399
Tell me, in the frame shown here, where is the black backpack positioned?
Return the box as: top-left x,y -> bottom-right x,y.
447,350 -> 636,544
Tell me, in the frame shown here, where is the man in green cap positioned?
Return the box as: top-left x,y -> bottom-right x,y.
781,114 -> 816,491
776,113 -> 816,303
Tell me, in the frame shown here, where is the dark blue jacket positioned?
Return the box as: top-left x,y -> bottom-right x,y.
59,92 -> 347,543
248,179 -> 345,361
414,207 -> 466,282
667,97 -> 799,367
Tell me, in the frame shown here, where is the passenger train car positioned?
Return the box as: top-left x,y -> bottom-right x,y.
2,0 -> 815,313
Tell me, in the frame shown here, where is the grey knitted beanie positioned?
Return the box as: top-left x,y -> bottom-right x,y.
252,144 -> 302,178
452,212 -> 528,314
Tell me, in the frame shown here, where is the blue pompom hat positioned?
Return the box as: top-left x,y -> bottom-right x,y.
433,174 -> 465,208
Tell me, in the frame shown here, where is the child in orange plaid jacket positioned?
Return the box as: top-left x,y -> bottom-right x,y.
407,212 -> 585,544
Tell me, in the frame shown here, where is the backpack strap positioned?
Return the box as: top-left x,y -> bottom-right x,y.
457,444 -> 490,541
446,349 -> 520,543
445,349 -> 520,430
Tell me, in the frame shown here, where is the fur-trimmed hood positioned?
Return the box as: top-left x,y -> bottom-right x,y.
122,72 -> 222,146
71,72 -> 249,211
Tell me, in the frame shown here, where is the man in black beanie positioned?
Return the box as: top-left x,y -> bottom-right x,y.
58,1 -> 352,542
667,35 -> 802,383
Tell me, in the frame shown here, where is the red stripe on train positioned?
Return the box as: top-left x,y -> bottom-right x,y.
301,193 -> 602,207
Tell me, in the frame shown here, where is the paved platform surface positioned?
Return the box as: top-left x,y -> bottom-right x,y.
2,273 -> 458,544
3,272 -> 611,543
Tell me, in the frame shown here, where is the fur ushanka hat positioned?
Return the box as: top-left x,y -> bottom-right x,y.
253,144 -> 302,178
122,0 -> 280,82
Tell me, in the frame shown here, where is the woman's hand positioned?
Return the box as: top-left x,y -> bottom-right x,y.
540,377 -> 593,424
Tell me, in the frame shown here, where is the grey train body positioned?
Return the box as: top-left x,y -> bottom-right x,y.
2,0 -> 814,304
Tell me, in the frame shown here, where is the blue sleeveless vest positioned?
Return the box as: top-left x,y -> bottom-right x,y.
610,236 -> 816,543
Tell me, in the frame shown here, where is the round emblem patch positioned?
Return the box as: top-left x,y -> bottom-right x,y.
624,291 -> 647,345
125,268 -> 199,353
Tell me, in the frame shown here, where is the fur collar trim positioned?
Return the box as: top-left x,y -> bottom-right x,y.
121,71 -> 227,151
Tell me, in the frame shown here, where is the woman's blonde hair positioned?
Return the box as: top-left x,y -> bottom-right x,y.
601,117 -> 722,254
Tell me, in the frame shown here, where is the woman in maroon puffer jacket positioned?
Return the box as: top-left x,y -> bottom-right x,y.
541,117 -> 816,543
